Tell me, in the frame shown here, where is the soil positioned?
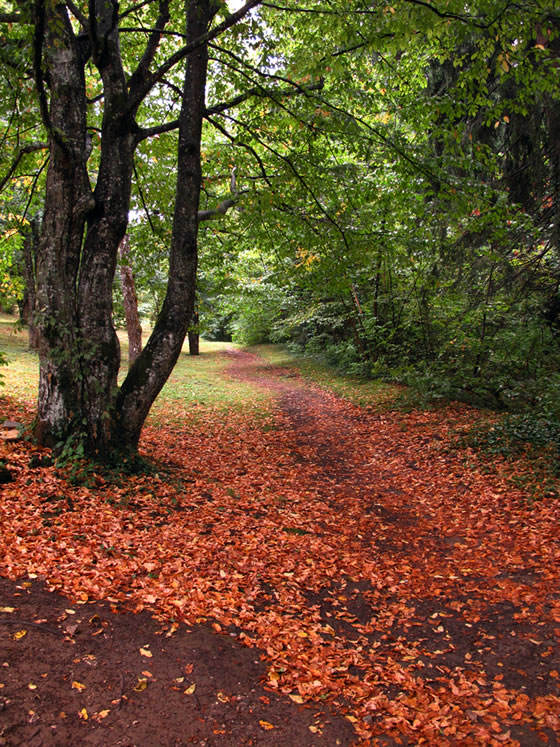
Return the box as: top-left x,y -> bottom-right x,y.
0,577 -> 352,746
1,348 -> 559,745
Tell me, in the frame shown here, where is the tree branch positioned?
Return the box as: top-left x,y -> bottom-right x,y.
198,167 -> 246,222
127,0 -> 170,101
135,75 -> 323,143
218,110 -> 353,253
32,0 -> 57,146
210,42 -> 317,94
197,196 -> 237,222
0,141 -> 48,193
128,0 -> 262,110
66,0 -> 88,28
133,159 -> 157,233
402,0 -> 504,29
135,119 -> 179,142
118,0 -> 156,21
22,154 -> 49,220
206,114 -> 274,190
206,77 -> 323,117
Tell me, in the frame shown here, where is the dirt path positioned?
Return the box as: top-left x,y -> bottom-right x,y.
223,348 -> 560,744
1,348 -> 559,745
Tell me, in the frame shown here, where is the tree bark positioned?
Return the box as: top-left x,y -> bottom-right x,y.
188,310 -> 200,356
116,0 -> 218,449
34,0 -> 138,455
33,0 -> 96,448
119,235 -> 143,367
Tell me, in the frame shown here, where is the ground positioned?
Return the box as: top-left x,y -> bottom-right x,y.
1,348 -> 559,745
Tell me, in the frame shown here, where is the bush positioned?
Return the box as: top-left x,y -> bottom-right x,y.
461,413 -> 560,458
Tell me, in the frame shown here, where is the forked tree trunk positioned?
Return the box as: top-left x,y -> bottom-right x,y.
119,235 -> 143,367
34,0 -> 222,458
34,0 -> 142,456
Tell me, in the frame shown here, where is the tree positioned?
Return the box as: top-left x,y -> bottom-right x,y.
1,0 -> 294,457
199,1 -> 560,409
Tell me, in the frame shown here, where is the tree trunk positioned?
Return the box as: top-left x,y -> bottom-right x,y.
188,310 -> 200,355
33,0 -> 96,448
116,0 -> 218,449
34,0 -> 135,456
119,235 -> 143,367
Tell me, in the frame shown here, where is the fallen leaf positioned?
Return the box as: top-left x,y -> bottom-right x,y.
259,720 -> 275,730
72,681 -> 86,691
134,677 -> 148,692
14,630 -> 27,640
139,647 -> 152,658
184,683 -> 196,694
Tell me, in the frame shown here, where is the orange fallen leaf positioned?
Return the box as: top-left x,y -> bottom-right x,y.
259,720 -> 275,730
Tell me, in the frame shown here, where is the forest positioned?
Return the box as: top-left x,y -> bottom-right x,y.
1,1 -> 560,745
0,0 -> 558,455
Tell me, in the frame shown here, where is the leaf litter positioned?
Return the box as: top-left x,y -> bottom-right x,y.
0,348 -> 559,744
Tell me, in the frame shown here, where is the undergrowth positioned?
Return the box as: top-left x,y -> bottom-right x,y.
454,413 -> 560,501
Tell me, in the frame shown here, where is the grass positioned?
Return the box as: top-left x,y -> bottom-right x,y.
0,314 -> 38,401
149,341 -> 272,423
249,343 -> 401,408
0,314 -> 272,420
2,314 -> 557,500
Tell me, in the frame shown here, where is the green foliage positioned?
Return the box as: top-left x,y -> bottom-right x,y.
461,414 -> 560,457
454,411 -> 560,501
180,0 -> 560,426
